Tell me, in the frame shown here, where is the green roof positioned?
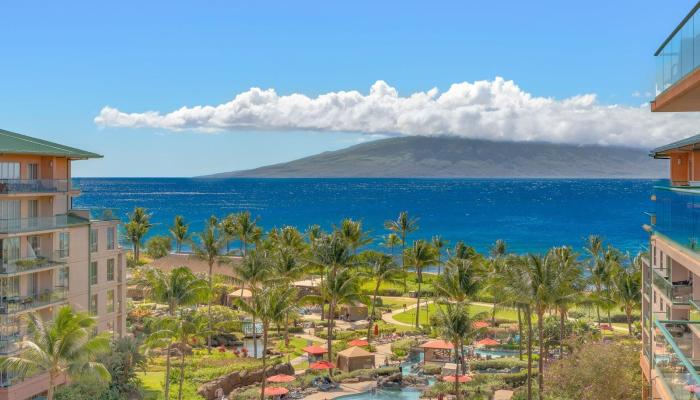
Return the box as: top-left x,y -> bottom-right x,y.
650,133 -> 700,158
0,129 -> 102,159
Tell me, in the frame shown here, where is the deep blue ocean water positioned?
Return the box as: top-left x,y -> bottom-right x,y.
72,178 -> 657,255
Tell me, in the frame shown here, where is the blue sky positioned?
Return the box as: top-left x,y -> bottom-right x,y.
0,1 -> 694,177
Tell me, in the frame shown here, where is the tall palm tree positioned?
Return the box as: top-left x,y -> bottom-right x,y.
435,303 -> 479,400
220,214 -> 238,253
232,249 -> 270,357
234,285 -> 296,400
268,246 -> 305,345
169,215 -> 190,254
125,207 -> 151,263
0,307 -> 111,400
433,257 -> 483,304
548,246 -> 582,358
584,235 -> 604,326
235,211 -> 258,257
145,266 -> 209,315
384,211 -> 419,287
487,240 -> 508,324
383,233 -> 401,257
191,221 -> 227,353
173,313 -> 208,400
405,240 -> 438,328
360,251 -> 404,342
614,261 -> 642,335
337,218 -> 372,253
431,235 -> 448,275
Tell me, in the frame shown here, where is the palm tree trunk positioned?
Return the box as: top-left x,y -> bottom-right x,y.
259,324 -> 269,400
165,342 -> 172,399
626,306 -> 633,336
415,271 -> 422,328
178,344 -> 186,400
526,306 -> 533,400
401,237 -> 407,289
133,239 -> 140,263
367,282 -> 381,342
327,300 -> 335,364
207,262 -> 213,354
425,297 -> 430,326
253,314 -> 258,357
492,300 -> 497,325
47,373 -> 55,400
454,340 -> 461,400
559,308 -> 565,359
517,305 -> 523,360
537,309 -> 544,398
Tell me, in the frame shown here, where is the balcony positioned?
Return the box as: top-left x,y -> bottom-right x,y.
653,267 -> 693,304
0,287 -> 67,315
653,4 -> 700,112
0,252 -> 67,276
653,186 -> 700,253
0,179 -> 77,195
654,320 -> 700,398
0,214 -> 88,235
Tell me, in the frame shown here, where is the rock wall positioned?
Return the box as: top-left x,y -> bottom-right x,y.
197,362 -> 294,400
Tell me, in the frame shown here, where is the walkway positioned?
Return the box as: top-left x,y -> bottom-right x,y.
302,381 -> 377,400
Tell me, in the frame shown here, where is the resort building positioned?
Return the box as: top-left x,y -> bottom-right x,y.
0,129 -> 126,400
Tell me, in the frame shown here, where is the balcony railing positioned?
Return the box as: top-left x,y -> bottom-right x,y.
655,5 -> 700,96
0,251 -> 67,275
653,186 -> 700,253
0,214 -> 88,234
652,267 -> 693,304
0,287 -> 67,315
0,179 -> 77,194
654,319 -> 700,399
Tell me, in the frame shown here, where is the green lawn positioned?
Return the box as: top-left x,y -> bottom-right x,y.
393,303 -> 519,326
378,296 -> 416,310
276,336 -> 309,358
140,371 -> 164,400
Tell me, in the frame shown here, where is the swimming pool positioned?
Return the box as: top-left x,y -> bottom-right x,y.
473,348 -> 520,358
336,388 -> 422,400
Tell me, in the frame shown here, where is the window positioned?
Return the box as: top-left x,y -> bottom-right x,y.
0,200 -> 20,220
90,229 -> 98,253
107,290 -> 115,313
57,266 -> 69,290
0,162 -> 19,179
27,200 -> 38,218
59,232 -> 70,258
89,261 -> 98,286
107,259 -> 114,281
28,236 -> 40,257
89,294 -> 98,316
27,164 -> 38,180
107,227 -> 115,250
2,237 -> 20,266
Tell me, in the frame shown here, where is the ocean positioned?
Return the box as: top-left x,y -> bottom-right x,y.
73,178 -> 657,256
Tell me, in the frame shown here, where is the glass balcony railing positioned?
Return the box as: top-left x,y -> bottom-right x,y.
0,252 -> 67,275
0,214 -> 88,234
656,6 -> 700,96
654,320 -> 700,399
0,179 -> 77,194
652,267 -> 693,304
0,287 -> 67,315
654,187 -> 700,253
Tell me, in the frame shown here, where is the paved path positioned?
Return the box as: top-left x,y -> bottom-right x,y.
302,381 -> 377,400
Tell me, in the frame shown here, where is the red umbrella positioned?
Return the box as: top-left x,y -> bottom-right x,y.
303,345 -> 328,355
348,339 -> 369,347
442,375 -> 472,383
473,321 -> 490,329
310,360 -> 335,370
267,374 -> 295,383
476,338 -> 499,347
263,386 -> 289,396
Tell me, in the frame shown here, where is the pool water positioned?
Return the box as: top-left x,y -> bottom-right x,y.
337,388 -> 422,400
474,348 -> 519,359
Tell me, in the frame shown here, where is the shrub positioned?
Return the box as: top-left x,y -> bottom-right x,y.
391,338 -> 419,357
422,364 -> 442,375
471,358 -> 527,371
145,235 -> 172,259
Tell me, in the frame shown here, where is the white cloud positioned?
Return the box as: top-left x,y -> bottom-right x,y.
94,77 -> 700,148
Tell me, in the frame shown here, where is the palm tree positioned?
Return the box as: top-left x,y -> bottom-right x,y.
125,207 -> 151,263
383,233 -> 401,257
232,249 -> 270,357
435,303 -> 479,400
169,215 -> 190,253
191,221 -> 227,353
584,235 -> 604,326
614,259 -> 642,335
173,313 -> 208,400
360,251 -> 404,342
433,257 -> 483,304
431,235 -> 448,275
220,214 -> 238,253
234,285 -> 296,400
548,246 -> 582,358
384,211 -> 419,287
337,218 -> 372,253
145,266 -> 209,315
0,306 -> 111,400
268,246 -> 305,345
487,240 -> 508,324
405,240 -> 438,328
235,211 -> 258,257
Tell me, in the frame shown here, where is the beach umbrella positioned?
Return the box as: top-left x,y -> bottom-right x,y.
473,321 -> 490,329
309,360 -> 335,370
263,386 -> 289,397
267,374 -> 295,383
348,339 -> 369,347
303,345 -> 328,355
476,338 -> 499,347
442,375 -> 472,383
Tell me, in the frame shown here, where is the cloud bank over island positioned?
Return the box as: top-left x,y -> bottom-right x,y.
94,77 -> 699,148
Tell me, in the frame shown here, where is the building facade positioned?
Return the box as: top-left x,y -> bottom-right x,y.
0,129 -> 126,400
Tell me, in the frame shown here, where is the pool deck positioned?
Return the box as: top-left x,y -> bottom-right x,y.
302,381 -> 377,400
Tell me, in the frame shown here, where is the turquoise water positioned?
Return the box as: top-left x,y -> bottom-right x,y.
336,388 -> 422,400
73,178 -> 656,255
474,349 -> 520,359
